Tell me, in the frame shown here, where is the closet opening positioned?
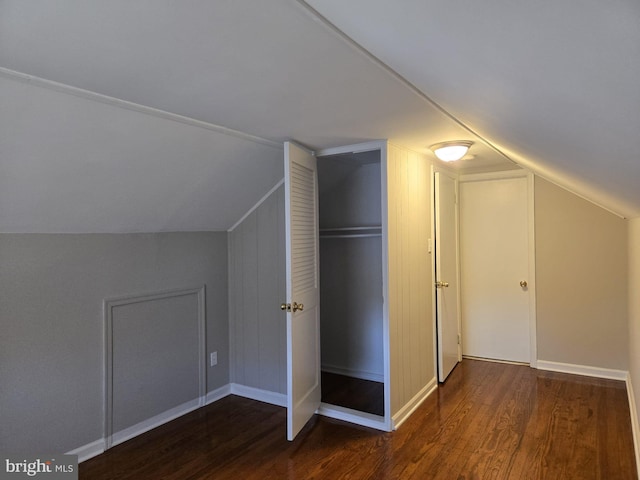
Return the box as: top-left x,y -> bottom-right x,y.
317,148 -> 384,417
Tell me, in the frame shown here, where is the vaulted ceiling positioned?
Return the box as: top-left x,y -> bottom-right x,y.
1,0 -> 638,232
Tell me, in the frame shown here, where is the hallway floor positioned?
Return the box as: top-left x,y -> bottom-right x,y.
80,359 -> 637,479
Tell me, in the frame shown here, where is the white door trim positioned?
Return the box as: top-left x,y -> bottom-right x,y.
526,173 -> 538,368
315,139 -> 392,432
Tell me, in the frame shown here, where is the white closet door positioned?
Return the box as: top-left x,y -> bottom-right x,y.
435,171 -> 460,382
460,176 -> 530,363
284,141 -> 321,441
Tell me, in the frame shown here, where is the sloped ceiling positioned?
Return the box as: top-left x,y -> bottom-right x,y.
0,0 -> 638,233
305,0 -> 640,218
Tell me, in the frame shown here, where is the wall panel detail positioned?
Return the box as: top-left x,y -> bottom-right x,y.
229,185 -> 286,394
386,144 -> 434,418
104,286 -> 206,448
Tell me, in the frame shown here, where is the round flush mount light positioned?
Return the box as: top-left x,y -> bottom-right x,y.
429,140 -> 474,162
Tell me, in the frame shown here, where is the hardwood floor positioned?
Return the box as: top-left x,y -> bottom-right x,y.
321,371 -> 384,416
80,360 -> 637,479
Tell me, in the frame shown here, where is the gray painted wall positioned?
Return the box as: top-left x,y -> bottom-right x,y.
0,232 -> 228,453
110,291 -> 201,433
228,186 -> 287,394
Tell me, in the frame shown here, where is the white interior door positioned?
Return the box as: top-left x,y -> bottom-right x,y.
284,141 -> 321,441
434,171 -> 460,382
459,176 -> 530,363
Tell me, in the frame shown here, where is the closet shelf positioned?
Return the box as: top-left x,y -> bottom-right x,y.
320,226 -> 382,239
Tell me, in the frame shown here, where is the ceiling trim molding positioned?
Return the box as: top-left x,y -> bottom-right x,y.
0,67 -> 283,150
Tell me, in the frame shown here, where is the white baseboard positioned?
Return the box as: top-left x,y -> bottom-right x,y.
392,377 -> 438,430
321,364 -> 384,383
536,360 -> 627,381
72,387 -> 237,464
206,384 -> 232,405
230,383 -> 286,407
317,403 -> 389,431
626,374 -> 640,479
110,398 -> 202,448
66,439 -> 105,463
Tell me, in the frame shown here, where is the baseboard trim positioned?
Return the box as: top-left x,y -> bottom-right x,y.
463,355 -> 528,366
392,377 -> 438,430
317,403 -> 389,431
230,383 -> 287,407
321,364 -> 384,383
66,439 -> 105,463
72,387 -> 235,464
626,374 -> 640,479
206,384 -> 232,405
111,398 -> 202,448
536,360 -> 627,381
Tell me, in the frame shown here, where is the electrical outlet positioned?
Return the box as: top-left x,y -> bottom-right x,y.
210,351 -> 218,367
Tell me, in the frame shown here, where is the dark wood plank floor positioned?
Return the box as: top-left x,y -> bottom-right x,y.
321,371 -> 384,416
80,360 -> 637,479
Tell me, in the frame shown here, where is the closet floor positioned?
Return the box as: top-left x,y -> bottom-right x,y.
321,371 -> 384,416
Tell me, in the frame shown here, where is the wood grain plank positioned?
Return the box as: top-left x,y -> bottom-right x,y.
80,360 -> 637,480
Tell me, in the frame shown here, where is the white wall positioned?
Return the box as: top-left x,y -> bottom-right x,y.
535,177 -> 628,370
628,218 -> 640,440
387,144 -> 434,417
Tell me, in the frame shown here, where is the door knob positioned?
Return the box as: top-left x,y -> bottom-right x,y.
435,281 -> 449,288
520,280 -> 528,288
280,302 -> 304,312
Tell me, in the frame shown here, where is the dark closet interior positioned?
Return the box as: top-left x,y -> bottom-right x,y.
317,149 -> 384,416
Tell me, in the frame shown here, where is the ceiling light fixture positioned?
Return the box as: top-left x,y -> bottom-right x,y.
429,140 -> 474,162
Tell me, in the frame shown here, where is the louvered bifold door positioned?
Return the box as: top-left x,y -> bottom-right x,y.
283,141 -> 321,441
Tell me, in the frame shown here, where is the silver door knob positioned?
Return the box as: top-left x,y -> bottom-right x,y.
520,280 -> 528,288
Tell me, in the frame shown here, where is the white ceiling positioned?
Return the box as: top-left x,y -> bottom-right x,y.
0,0 -> 638,232
304,0 -> 640,218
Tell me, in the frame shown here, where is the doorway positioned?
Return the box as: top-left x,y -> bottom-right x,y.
433,170 -> 461,382
316,149 -> 385,417
458,172 -> 536,364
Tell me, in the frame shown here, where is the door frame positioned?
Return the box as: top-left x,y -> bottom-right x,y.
430,165 -> 462,382
314,139 -> 392,432
458,169 -> 537,367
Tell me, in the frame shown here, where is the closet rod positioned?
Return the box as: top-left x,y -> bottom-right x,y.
320,233 -> 382,239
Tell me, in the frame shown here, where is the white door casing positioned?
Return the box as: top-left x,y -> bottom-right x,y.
284,141 -> 321,441
459,174 -> 531,363
434,171 -> 461,382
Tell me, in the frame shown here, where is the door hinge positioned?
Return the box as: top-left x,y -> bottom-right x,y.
457,334 -> 461,345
